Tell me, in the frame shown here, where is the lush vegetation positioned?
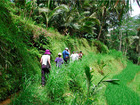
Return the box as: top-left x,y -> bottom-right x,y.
106,16 -> 140,63
0,1 -> 40,101
11,52 -> 126,105
0,1 -> 108,101
0,0 -> 140,105
9,0 -> 140,63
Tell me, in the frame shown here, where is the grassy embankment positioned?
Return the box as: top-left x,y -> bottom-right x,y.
1,1 -> 139,105
0,2 -> 40,101
0,4 -> 127,103
11,51 -> 126,105
0,1 -> 109,102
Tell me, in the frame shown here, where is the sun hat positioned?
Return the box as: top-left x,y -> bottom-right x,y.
58,53 -> 62,55
65,47 -> 68,50
44,49 -> 51,55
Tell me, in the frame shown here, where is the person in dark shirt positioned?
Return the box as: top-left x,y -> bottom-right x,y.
78,51 -> 83,60
62,48 -> 70,63
55,53 -> 64,68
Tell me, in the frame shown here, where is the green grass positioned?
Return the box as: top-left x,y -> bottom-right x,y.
1,2 -> 137,104
0,3 -> 109,101
10,52 -> 126,105
0,2 -> 40,101
105,62 -> 140,105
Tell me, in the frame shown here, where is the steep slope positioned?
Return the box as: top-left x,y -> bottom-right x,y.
0,1 -> 139,105
0,1 -> 109,101
0,2 -> 40,101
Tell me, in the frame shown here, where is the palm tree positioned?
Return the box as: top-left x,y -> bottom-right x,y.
138,27 -> 140,64
38,4 -> 69,28
96,0 -> 130,40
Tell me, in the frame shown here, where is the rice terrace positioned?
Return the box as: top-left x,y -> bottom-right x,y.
0,0 -> 140,105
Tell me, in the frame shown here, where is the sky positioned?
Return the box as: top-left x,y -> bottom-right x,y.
130,0 -> 140,17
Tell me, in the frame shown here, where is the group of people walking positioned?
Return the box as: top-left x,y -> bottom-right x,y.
40,48 -> 83,86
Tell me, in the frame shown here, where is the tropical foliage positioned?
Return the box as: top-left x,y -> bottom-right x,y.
0,0 -> 140,104
107,15 -> 140,63
10,0 -> 139,63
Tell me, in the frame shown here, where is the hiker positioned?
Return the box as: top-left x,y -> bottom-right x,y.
62,48 -> 70,64
55,53 -> 64,68
78,51 -> 83,60
70,51 -> 79,62
40,49 -> 51,87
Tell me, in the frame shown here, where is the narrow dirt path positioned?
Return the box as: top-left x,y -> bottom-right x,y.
0,92 -> 19,105
0,98 -> 11,105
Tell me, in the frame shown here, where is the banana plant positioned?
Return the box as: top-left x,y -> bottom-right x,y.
38,4 -> 69,28
84,66 -> 93,97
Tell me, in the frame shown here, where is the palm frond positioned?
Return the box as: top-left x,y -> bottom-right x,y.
72,23 -> 80,29
136,0 -> 140,7
95,74 -> 109,88
103,79 -> 120,82
103,79 -> 120,84
80,17 -> 100,26
39,7 -> 50,13
85,65 -> 92,84
49,4 -> 70,20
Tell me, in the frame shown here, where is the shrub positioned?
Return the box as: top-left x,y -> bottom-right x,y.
93,40 -> 109,54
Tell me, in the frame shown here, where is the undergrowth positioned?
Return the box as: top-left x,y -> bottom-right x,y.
0,1 -> 109,101
0,2 -> 40,101
0,1 -> 129,104
10,52 -> 126,105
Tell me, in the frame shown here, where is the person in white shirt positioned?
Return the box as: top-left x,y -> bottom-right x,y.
40,49 -> 51,87
70,51 -> 79,62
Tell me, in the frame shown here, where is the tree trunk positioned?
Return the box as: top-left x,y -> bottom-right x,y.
125,46 -> 128,56
97,24 -> 103,40
29,8 -> 33,18
97,7 -> 106,40
138,30 -> 140,65
37,0 -> 40,6
44,13 -> 48,28
124,32 -> 128,56
46,18 -> 48,28
119,30 -> 122,51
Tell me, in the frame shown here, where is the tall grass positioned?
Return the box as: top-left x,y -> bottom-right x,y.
11,51 -> 126,105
